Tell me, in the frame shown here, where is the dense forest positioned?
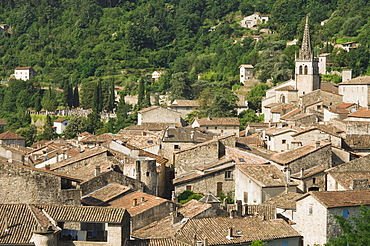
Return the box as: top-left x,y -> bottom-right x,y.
0,0 -> 370,143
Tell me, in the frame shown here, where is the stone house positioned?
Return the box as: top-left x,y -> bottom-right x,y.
160,127 -> 214,161
264,126 -> 300,152
0,144 -> 28,164
300,89 -> 343,112
291,165 -> 327,192
0,130 -> 26,146
286,113 -> 321,127
168,99 -> 200,118
138,106 -> 183,126
191,117 -> 240,136
240,13 -> 269,29
318,53 -> 330,74
295,190 -> 370,246
13,66 -> 36,81
291,125 -> 343,148
239,64 -> 254,84
0,204 -> 131,246
339,76 -> 370,108
0,161 -> 82,205
270,142 -> 332,174
82,183 -> 176,231
324,108 -> 350,121
53,118 -> 68,134
335,41 -> 359,52
346,107 -> 370,122
234,164 -> 298,205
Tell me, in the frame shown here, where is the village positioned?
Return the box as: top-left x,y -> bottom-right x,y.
1,14 -> 370,246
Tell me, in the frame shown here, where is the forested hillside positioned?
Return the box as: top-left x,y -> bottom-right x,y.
0,0 -> 369,142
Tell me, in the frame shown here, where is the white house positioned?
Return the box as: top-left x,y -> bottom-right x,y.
239,64 -> 254,84
53,118 -> 68,134
13,67 -> 36,81
339,76 -> 370,108
240,13 -> 269,29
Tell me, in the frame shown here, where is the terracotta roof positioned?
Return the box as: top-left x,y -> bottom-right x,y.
304,99 -> 322,108
237,136 -> 263,146
344,135 -> 370,149
270,142 -> 331,164
329,108 -> 349,114
0,118 -> 7,125
35,204 -> 127,223
0,130 -> 25,140
292,125 -> 343,137
71,159 -> 118,181
264,103 -> 279,108
237,164 -> 295,187
78,132 -> 94,137
264,191 -> 305,209
225,147 -> 269,165
337,103 -> 356,109
320,81 -> 338,94
193,117 -> 240,126
127,239 -> 190,246
79,133 -> 115,143
82,183 -> 131,206
280,108 -> 301,120
303,190 -> 370,208
174,217 -> 301,245
339,76 -> 370,85
15,67 -> 32,70
275,85 -> 296,91
53,118 -> 68,122
0,204 -> 59,245
125,144 -> 168,165
106,191 -> 170,216
291,165 -> 326,179
329,171 -> 370,190
348,107 -> 370,118
170,100 -> 200,107
124,123 -> 177,131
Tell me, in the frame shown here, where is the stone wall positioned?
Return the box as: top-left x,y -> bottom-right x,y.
0,162 -> 81,205
346,121 -> 370,135
301,90 -> 343,108
81,171 -> 144,196
288,144 -> 332,174
139,107 -> 181,125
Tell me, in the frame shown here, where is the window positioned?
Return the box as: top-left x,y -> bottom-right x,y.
282,139 -> 286,144
225,171 -> 232,179
238,158 -> 245,162
217,182 -> 223,196
343,209 -> 349,218
174,145 -> 180,150
147,140 -> 153,144
282,242 -> 288,246
186,185 -> 192,191
309,205 -> 313,215
146,172 -> 150,177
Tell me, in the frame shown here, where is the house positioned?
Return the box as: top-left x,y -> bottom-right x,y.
13,67 -> 36,81
191,117 -> 240,136
239,64 -> 254,84
339,76 -> 370,107
295,190 -> 370,246
291,125 -> 344,148
0,130 -> 26,146
53,118 -> 68,134
152,70 -> 165,81
318,53 -> 330,74
335,41 -> 359,52
240,13 -> 269,29
0,204 -> 130,245
0,161 -> 82,205
138,106 -> 183,126
263,125 -> 300,152
82,184 -> 176,231
346,107 -> 370,122
168,99 -> 200,118
291,165 -> 327,192
234,164 -> 298,205
160,127 -> 214,161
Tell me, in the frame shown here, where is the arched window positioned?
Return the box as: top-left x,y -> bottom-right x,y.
299,65 -> 303,74
280,94 -> 286,103
304,66 -> 308,74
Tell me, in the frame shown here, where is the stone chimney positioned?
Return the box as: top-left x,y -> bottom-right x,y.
226,227 -> 233,240
300,168 -> 304,178
133,198 -> 138,207
315,141 -> 320,148
203,238 -> 208,246
45,164 -> 50,171
285,167 -> 291,183
141,197 -> 145,203
236,200 -> 243,217
172,207 -> 181,224
94,166 -> 101,176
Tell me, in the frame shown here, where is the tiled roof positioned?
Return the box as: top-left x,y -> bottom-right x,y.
127,239 -> 191,246
124,123 -> 177,131
237,136 -> 263,146
237,164 -> 295,187
196,156 -> 234,171
79,133 -> 115,143
49,147 -> 108,171
0,130 -> 25,140
170,100 -> 200,107
54,118 -> 68,122
292,125 -> 343,137
291,165 -> 326,179
304,99 -> 322,108
194,117 -> 240,126
225,147 -> 269,165
36,204 -> 127,223
239,64 -> 254,68
344,135 -> 370,149
339,76 -> 370,85
264,103 -> 279,108
162,127 -> 214,143
0,204 -> 59,245
280,108 -> 301,120
71,159 -> 119,181
15,67 -> 32,70
138,106 -> 162,113
337,103 -> 356,109
329,108 -> 349,114
78,132 -> 93,137
265,126 -> 299,136
264,191 -> 305,209
225,204 -> 276,220
320,81 -> 338,94
82,183 -> 131,206
348,107 -> 370,118
0,118 -> 7,125
125,144 -> 168,165
174,217 -> 301,245
270,142 -> 331,164
305,190 -> 370,208
328,171 -> 370,190
174,134 -> 235,154
106,191 -> 170,216
275,85 -> 296,91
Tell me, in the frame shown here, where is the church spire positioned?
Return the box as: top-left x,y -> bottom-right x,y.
299,15 -> 313,60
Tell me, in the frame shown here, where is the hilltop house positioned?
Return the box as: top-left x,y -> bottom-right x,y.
53,118 -> 68,134
13,67 -> 36,81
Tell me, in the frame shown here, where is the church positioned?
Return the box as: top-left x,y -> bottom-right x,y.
261,16 -> 333,123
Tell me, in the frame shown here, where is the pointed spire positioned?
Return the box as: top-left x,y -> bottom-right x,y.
299,15 -> 313,60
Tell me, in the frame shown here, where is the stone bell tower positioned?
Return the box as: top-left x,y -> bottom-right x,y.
295,15 -> 320,96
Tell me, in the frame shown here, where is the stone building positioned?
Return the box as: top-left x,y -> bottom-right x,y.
168,99 -> 200,118
0,204 -> 131,246
53,118 -> 68,134
0,130 -> 26,146
137,106 -> 183,126
191,117 -> 240,136
0,161 -> 82,205
339,76 -> 370,108
239,64 -> 254,84
13,66 -> 36,81
295,190 -> 370,246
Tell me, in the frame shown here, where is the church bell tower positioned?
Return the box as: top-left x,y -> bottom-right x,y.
295,16 -> 320,96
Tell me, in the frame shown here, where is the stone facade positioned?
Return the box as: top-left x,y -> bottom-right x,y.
0,162 -> 81,205
292,128 -> 342,148
138,106 -> 182,126
300,90 -> 343,109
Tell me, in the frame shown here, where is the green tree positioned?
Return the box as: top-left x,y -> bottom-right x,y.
73,86 -> 80,108
250,240 -> 267,246
137,77 -> 145,109
328,206 -> 370,246
247,83 -> 270,110
206,88 -> 238,117
63,116 -> 86,139
170,72 -> 193,101
239,109 -> 263,130
41,88 -> 58,112
15,125 -> 36,147
40,115 -> 56,140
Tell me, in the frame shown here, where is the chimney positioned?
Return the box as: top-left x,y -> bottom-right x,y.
236,200 -> 242,217
300,168 -> 304,178
133,198 -> 138,207
203,238 -> 208,246
95,166 -> 101,176
285,167 -> 291,183
342,69 -> 352,82
141,197 -> 145,203
315,141 -> 320,148
227,227 -> 233,239
193,235 -> 197,246
45,164 -> 50,171
172,207 -> 181,224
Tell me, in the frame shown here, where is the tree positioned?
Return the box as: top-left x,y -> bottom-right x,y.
238,109 -> 263,130
63,116 -> 86,139
41,88 -> 58,112
250,240 -> 267,246
206,88 -> 238,117
247,83 -> 270,110
328,205 -> 370,246
73,86 -> 80,108
137,77 -> 145,109
40,115 -> 56,140
170,72 -> 193,101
